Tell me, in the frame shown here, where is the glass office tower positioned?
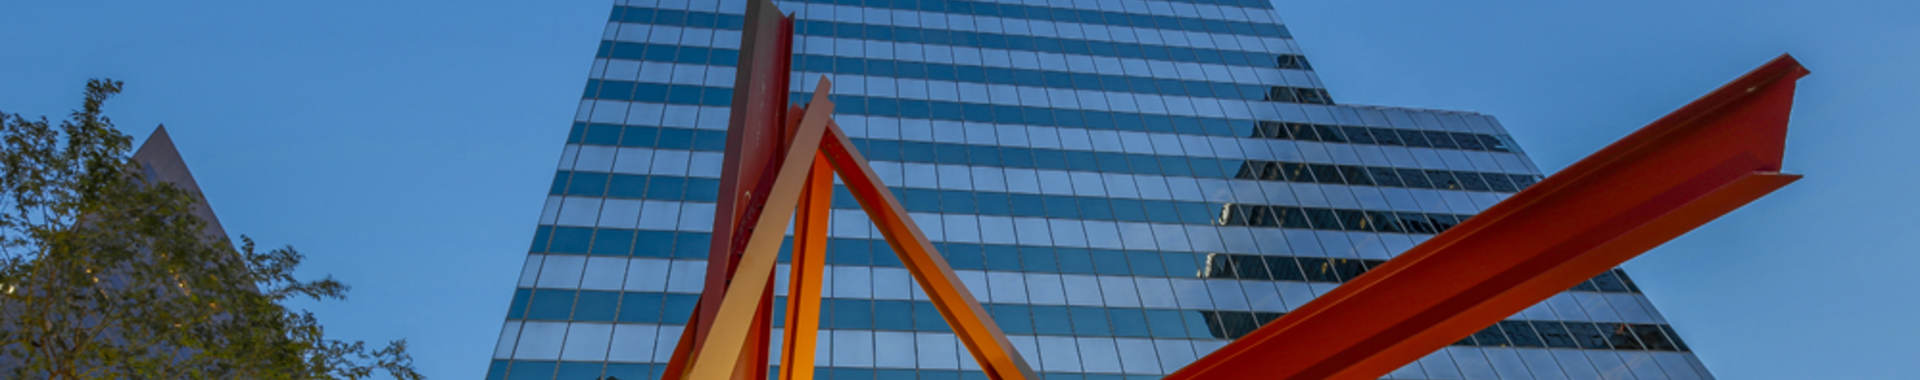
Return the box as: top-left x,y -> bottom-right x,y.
486,0 -> 1716,379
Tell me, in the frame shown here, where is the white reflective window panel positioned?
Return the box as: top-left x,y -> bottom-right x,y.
606,323 -> 658,362
830,266 -> 872,299
1652,352 -> 1707,380
1448,346 -> 1501,379
1204,279 -> 1251,310
493,321 -> 522,359
1060,274 -> 1105,306
664,260 -> 706,293
1076,337 -> 1124,374
873,331 -> 918,368
555,197 -> 603,227
1048,219 -> 1088,248
871,267 -> 914,301
518,255 -> 544,288
1584,350 -> 1635,380
1024,273 -> 1067,305
1617,351 -> 1670,380
1097,275 -> 1142,308
1036,336 -> 1083,372
1167,278 -> 1215,309
573,146 -> 618,172
1133,277 -> 1179,309
1154,339 -> 1200,373
986,271 -> 1028,304
623,258 -> 670,292
676,202 -> 715,232
578,257 -> 628,291
1416,348 -> 1465,379
1519,348 -> 1574,380
535,255 -> 586,289
597,199 -> 642,228
830,330 -> 874,367
1081,221 -> 1124,249
635,200 -> 682,230
1114,337 -> 1164,374
559,323 -> 614,361
915,332 -> 962,369
512,321 -> 568,360
538,196 -> 564,225
956,270 -> 991,303
652,325 -> 683,362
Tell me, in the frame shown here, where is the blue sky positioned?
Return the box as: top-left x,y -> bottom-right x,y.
2,1 -> 1914,379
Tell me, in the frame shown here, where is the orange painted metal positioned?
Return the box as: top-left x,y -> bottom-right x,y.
780,151 -> 834,380
658,0 -> 1033,376
674,77 -> 1035,378
1166,55 -> 1807,380
684,81 -> 836,379
819,121 -> 1038,380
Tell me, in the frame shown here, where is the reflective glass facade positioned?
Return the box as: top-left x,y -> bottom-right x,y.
486,0 -> 1716,379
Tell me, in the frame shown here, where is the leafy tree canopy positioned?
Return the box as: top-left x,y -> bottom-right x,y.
0,79 -> 422,379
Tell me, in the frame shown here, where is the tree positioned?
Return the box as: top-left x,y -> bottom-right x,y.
0,79 -> 422,379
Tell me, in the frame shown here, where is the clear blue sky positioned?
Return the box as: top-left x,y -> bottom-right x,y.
2,1 -> 1913,378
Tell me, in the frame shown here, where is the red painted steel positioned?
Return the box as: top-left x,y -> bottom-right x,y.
1166,55 -> 1807,380
664,0 -> 793,377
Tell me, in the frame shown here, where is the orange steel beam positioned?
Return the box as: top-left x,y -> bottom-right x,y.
679,76 -> 1035,379
780,151 -> 833,380
819,119 -> 1038,379
1167,55 -> 1807,380
684,80 -> 836,379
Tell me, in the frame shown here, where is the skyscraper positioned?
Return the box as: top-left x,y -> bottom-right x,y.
487,0 -> 1715,379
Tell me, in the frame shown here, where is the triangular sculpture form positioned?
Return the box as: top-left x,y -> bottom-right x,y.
657,2 -> 1034,379
657,1 -> 1805,379
661,78 -> 1036,380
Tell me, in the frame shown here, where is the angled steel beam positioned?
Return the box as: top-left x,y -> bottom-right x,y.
683,80 -> 836,380
1167,55 -> 1808,380
676,77 -> 1035,379
819,120 -> 1039,379
780,149 -> 834,380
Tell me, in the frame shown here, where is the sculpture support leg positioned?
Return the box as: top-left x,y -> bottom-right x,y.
779,153 -> 833,380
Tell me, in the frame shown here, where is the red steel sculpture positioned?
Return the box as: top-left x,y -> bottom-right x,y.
660,0 -> 1806,378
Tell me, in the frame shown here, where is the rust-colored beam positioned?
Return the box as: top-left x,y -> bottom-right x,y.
780,151 -> 834,380
820,121 -> 1038,379
684,80 -> 836,379
666,0 -> 793,378
1167,55 -> 1808,380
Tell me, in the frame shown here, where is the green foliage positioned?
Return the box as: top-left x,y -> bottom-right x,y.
0,79 -> 422,379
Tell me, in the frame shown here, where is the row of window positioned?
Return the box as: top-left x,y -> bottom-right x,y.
591,43 -> 1319,104
558,135 -> 1533,194
580,83 -> 1504,157
525,228 -> 1640,296
775,0 -> 1292,38
563,127 -> 1529,193
1200,252 -> 1643,294
572,101 -> 1511,156
549,171 -> 1492,230
1230,161 -> 1536,192
486,360 -> 1165,380
1145,0 -> 1274,9
779,50 -> 1308,100
576,68 -> 1516,155
1251,120 -> 1516,152
591,60 -> 1317,109
605,6 -> 1306,70
503,288 -> 1684,352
